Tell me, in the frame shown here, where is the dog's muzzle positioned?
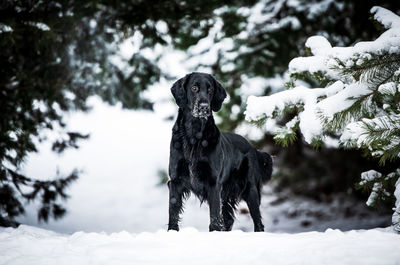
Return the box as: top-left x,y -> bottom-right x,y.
193,102 -> 211,119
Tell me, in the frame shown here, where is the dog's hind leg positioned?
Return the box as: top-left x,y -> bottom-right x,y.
222,198 -> 235,231
244,184 -> 264,232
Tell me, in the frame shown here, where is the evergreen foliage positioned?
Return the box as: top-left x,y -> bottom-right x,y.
245,6 -> 400,231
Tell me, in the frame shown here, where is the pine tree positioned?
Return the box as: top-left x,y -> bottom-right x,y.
245,6 -> 400,231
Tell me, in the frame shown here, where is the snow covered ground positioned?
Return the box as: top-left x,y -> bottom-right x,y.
1,225 -> 399,265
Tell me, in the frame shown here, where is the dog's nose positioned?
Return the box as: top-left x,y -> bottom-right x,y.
199,103 -> 210,112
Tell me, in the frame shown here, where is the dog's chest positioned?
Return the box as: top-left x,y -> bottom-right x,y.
187,160 -> 216,197
188,159 -> 211,175
174,115 -> 220,185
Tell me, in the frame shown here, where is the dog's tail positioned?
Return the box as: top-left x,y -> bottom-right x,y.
257,151 -> 273,183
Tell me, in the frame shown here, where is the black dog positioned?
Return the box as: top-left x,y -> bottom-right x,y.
168,72 -> 272,232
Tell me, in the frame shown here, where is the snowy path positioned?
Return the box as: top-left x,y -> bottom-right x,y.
1,225 -> 399,265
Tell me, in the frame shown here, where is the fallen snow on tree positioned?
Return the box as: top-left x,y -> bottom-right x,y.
1,225 -> 400,265
245,6 -> 400,143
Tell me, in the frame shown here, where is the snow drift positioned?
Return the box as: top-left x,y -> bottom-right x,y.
1,225 -> 400,265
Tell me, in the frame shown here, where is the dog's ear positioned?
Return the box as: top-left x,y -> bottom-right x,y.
210,76 -> 227,112
171,74 -> 190,108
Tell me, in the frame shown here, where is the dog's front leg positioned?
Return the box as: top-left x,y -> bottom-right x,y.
167,179 -> 186,231
207,184 -> 224,231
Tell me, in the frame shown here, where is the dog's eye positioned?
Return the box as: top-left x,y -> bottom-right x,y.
207,87 -> 213,94
191,86 -> 199,93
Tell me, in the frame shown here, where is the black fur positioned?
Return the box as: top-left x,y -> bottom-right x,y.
168,72 -> 273,232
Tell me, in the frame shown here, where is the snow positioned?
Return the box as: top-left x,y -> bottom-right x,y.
378,82 -> 398,95
263,16 -> 301,31
245,81 -> 349,143
366,182 -> 383,207
305,35 -> 332,56
25,21 -> 51,31
0,23 -> 13,33
289,7 -> 400,79
371,6 -> 400,29
306,0 -> 343,20
393,178 -> 400,232
186,18 -> 235,68
235,122 -> 265,141
360,170 -> 382,185
17,97 -> 174,233
323,136 -> 340,148
289,54 -> 335,78
155,20 -> 168,35
244,0 -> 344,34
317,82 -> 371,119
1,225 -> 399,265
341,114 -> 400,151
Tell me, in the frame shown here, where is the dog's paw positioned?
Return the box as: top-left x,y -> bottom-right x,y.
254,224 -> 264,232
209,224 -> 225,232
209,218 -> 225,232
168,224 -> 179,231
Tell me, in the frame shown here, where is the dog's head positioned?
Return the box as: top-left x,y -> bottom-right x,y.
171,72 -> 227,119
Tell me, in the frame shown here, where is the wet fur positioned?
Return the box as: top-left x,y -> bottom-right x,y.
168,72 -> 272,232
